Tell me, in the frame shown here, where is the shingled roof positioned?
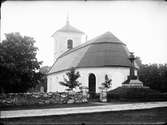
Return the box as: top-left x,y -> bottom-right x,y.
48,32 -> 133,74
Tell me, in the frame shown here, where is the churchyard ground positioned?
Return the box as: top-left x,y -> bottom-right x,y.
1,107 -> 167,125
1,88 -> 167,125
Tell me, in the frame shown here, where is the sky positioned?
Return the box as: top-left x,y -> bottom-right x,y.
1,1 -> 167,66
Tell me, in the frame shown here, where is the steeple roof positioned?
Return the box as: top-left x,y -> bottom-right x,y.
54,18 -> 84,34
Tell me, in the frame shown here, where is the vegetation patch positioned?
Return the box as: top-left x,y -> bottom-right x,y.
107,87 -> 167,102
138,64 -> 167,92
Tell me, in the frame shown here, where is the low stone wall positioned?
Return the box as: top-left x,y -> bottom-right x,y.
0,92 -> 88,107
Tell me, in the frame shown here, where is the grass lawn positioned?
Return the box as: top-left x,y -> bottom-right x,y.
1,107 -> 167,125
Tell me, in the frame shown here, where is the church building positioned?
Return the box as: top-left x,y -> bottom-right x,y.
47,19 -> 138,96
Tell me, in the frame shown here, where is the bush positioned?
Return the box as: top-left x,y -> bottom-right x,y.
138,64 -> 167,92
107,87 -> 167,102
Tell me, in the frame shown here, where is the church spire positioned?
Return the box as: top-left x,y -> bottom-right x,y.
66,13 -> 69,25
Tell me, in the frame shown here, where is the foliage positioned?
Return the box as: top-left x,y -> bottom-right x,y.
34,66 -> 50,92
138,64 -> 167,92
59,67 -> 81,91
107,87 -> 167,102
0,32 -> 42,93
40,66 -> 50,74
101,74 -> 112,90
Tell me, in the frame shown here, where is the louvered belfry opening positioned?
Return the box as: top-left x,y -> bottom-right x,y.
67,39 -> 73,49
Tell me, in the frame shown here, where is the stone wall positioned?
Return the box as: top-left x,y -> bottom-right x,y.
0,92 -> 88,107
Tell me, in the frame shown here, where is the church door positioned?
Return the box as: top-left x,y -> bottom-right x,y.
88,73 -> 96,99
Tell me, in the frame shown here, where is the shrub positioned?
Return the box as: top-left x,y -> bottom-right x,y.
138,64 -> 167,92
59,67 -> 81,91
107,87 -> 167,102
101,74 -> 112,90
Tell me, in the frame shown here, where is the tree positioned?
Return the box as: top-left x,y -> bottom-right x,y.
34,66 -> 50,92
138,64 -> 167,92
101,74 -> 112,90
0,32 -> 42,93
59,67 -> 81,91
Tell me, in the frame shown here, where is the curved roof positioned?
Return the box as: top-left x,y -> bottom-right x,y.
53,21 -> 84,35
48,32 -> 133,74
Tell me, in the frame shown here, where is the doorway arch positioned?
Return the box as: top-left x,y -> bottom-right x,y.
88,73 -> 96,99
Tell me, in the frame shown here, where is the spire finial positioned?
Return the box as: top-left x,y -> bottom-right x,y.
66,12 -> 69,25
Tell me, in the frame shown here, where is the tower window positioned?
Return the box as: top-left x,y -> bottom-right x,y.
67,39 -> 73,49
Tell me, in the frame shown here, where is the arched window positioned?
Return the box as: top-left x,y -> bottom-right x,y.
67,39 -> 73,49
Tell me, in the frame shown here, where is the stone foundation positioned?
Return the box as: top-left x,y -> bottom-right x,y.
122,79 -> 149,88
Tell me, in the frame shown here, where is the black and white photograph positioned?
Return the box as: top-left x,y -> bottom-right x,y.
0,0 -> 167,125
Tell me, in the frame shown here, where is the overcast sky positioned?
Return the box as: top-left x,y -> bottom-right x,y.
1,1 -> 167,66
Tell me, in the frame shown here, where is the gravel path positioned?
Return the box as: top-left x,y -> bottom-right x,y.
1,101 -> 167,118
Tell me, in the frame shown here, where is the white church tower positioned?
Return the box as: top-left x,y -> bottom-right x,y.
52,17 -> 85,61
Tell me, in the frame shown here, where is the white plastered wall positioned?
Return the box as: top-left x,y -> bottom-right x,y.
47,67 -> 137,93
52,32 -> 83,60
